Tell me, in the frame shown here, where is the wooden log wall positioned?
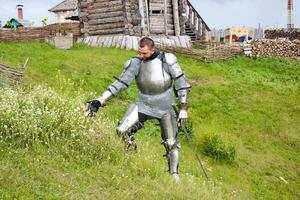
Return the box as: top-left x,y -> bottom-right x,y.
79,0 -> 125,36
124,0 -> 142,35
148,0 -> 175,35
77,0 -> 208,39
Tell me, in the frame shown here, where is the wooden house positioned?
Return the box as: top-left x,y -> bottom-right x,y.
9,18 -> 32,29
78,0 -> 210,49
49,0 -> 79,23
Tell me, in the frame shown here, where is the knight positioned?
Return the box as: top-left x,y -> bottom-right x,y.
87,37 -> 191,181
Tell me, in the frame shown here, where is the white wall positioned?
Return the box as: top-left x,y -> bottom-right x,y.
54,11 -> 72,23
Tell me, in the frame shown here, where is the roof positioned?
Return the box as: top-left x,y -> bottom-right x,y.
49,0 -> 77,12
10,18 -> 32,27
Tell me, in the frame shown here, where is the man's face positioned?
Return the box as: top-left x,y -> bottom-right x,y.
138,46 -> 155,60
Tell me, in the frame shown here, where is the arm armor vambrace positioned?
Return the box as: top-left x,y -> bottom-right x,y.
164,53 -> 191,104
97,58 -> 140,105
97,90 -> 114,106
174,74 -> 191,104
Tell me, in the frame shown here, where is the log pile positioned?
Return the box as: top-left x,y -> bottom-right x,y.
265,29 -> 300,40
251,39 -> 300,58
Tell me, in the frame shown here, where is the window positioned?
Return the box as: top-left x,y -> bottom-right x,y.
151,10 -> 164,15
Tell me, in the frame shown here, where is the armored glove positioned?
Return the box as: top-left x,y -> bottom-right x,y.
86,100 -> 102,117
178,103 -> 188,126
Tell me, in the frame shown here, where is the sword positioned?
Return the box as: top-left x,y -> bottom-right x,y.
173,105 -> 209,180
181,124 -> 209,180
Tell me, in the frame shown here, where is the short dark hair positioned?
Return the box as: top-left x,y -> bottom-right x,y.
139,37 -> 155,48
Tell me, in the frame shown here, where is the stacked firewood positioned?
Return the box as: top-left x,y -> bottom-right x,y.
265,29 -> 300,40
251,39 -> 300,58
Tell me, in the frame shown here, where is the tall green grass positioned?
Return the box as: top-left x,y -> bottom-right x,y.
0,86 -> 226,199
0,41 -> 299,199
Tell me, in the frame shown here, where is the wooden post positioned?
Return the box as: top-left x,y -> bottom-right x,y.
179,0 -> 187,35
145,0 -> 150,34
194,11 -> 197,29
202,22 -> 206,38
198,16 -> 202,38
189,6 -> 193,23
172,0 -> 180,36
164,0 -> 168,35
139,0 -> 146,35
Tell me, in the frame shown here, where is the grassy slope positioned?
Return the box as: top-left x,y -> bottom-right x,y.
0,41 -> 299,199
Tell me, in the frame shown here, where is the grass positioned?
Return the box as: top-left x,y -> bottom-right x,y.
0,41 -> 299,199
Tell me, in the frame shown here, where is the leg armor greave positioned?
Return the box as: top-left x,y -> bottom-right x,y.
117,104 -> 143,150
160,113 -> 179,174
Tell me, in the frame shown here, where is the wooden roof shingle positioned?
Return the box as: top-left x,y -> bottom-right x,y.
49,0 -> 77,12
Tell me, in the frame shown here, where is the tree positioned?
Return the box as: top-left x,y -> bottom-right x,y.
3,20 -> 12,28
41,18 -> 47,26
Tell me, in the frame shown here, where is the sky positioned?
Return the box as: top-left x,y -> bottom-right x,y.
0,0 -> 299,29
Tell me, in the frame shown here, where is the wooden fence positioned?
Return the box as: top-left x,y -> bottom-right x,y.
160,43 -> 242,63
0,58 -> 28,86
0,22 -> 80,42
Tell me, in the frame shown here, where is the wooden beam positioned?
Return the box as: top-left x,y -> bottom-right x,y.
198,17 -> 202,37
194,12 -> 197,29
139,0 -> 146,35
145,0 -> 150,34
188,5 -> 193,22
172,0 -> 180,36
179,0 -> 187,35
164,0 -> 168,35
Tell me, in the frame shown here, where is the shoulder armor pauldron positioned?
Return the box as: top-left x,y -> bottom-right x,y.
164,53 -> 177,66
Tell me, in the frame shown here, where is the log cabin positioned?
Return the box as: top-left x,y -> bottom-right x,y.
77,0 -> 210,49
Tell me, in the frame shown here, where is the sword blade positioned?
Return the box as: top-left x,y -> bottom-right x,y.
182,125 -> 209,180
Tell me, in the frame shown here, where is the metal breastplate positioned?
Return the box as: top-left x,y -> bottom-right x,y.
136,58 -> 172,95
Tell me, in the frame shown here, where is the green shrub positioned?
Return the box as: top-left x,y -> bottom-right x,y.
202,134 -> 236,162
0,86 -> 123,165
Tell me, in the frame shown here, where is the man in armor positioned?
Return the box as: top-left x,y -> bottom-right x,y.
87,37 -> 191,181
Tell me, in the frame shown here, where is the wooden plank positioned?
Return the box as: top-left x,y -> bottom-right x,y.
89,28 -> 125,35
145,0 -> 150,33
88,5 -> 124,14
91,0 -> 122,10
88,11 -> 124,20
88,22 -> 124,31
172,0 -> 180,36
88,16 -> 125,25
139,0 -> 146,33
164,0 -> 168,35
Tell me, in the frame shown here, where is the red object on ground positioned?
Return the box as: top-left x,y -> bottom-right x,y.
225,34 -> 239,41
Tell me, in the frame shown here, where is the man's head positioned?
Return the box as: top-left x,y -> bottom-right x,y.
138,37 -> 156,60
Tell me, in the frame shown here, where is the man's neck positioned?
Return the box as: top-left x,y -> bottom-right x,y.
145,51 -> 160,61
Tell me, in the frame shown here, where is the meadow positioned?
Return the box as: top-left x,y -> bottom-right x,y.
0,42 -> 299,199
